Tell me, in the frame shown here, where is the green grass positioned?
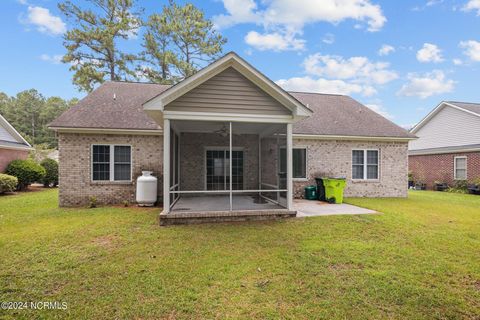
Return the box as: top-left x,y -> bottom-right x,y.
0,189 -> 479,319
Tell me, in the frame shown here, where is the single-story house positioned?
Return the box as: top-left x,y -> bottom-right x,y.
409,101 -> 480,189
49,52 -> 414,222
0,113 -> 32,172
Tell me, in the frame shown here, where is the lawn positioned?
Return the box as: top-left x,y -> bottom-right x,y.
0,189 -> 479,319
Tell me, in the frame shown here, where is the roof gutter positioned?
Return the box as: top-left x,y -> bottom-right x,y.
49,127 -> 163,135
0,144 -> 34,151
409,146 -> 480,156
293,134 -> 416,142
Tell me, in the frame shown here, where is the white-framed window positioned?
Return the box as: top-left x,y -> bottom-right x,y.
454,156 -> 467,180
293,148 -> 307,179
91,144 -> 132,182
279,147 -> 308,179
352,149 -> 379,180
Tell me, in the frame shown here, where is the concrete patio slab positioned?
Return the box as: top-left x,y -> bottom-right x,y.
294,199 -> 376,217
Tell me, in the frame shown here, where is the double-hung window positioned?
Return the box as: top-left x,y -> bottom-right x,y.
454,156 -> 467,180
92,145 -> 132,181
352,149 -> 379,180
293,148 -> 307,179
279,147 -> 307,179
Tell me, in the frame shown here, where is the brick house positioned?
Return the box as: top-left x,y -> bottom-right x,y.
0,114 -> 32,172
409,101 -> 480,189
49,52 -> 415,222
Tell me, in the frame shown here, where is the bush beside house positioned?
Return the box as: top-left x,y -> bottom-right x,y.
40,158 -> 58,187
0,173 -> 18,194
5,159 -> 46,191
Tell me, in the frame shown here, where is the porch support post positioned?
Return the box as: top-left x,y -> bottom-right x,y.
229,121 -> 233,211
286,123 -> 293,210
163,119 -> 170,214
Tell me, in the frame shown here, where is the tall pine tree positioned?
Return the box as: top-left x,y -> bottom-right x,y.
141,1 -> 226,83
59,0 -> 142,92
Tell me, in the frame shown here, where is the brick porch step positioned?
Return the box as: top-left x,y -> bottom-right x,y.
159,209 -> 297,226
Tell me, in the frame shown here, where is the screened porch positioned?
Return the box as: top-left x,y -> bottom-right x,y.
163,120 -> 294,214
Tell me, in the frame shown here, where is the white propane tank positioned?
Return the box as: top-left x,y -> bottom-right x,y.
136,171 -> 158,206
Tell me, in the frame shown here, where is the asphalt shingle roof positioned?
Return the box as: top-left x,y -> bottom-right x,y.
50,81 -> 414,138
447,101 -> 480,116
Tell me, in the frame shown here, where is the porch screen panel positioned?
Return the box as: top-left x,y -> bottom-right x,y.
258,124 -> 287,208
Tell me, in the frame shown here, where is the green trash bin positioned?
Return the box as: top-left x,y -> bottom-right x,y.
304,185 -> 317,200
322,178 -> 346,204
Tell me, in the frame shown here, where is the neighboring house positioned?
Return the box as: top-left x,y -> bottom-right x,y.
49,52 -> 414,221
0,114 -> 32,172
409,101 -> 480,189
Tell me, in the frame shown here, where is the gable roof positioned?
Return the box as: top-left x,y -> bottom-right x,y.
49,81 -> 170,131
411,101 -> 480,134
0,114 -> 32,151
446,101 -> 480,115
291,92 -> 415,139
143,52 -> 312,119
49,81 -> 414,139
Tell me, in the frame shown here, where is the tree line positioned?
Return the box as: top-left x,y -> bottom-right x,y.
0,90 -> 78,148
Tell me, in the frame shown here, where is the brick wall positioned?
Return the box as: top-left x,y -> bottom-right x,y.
409,152 -> 480,189
58,133 -> 409,207
292,139 -> 409,198
58,133 -> 163,207
0,148 -> 29,172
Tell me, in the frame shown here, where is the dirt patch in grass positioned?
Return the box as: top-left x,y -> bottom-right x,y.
91,235 -> 120,250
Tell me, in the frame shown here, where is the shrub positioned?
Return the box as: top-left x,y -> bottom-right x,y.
0,173 -> 18,194
446,180 -> 469,194
40,158 -> 58,187
470,178 -> 480,186
88,196 -> 97,208
5,159 -> 46,191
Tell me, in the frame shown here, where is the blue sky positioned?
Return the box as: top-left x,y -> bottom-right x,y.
1,0 -> 480,128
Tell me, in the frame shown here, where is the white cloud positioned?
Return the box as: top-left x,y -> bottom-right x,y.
378,44 -> 395,56
463,0 -> 480,14
453,58 -> 463,65
365,103 -> 394,120
276,76 -> 366,96
245,30 -> 305,51
215,0 -> 386,31
416,43 -> 444,63
400,123 -> 415,130
213,0 -> 260,28
25,6 -> 66,35
459,40 -> 480,61
214,0 -> 386,50
397,70 -> 455,99
412,0 -> 443,11
303,53 -> 398,85
322,33 -> 335,45
276,53 -> 397,97
427,0 -> 444,6
40,54 -> 63,64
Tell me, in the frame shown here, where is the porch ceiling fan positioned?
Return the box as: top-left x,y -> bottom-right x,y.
214,123 -> 229,137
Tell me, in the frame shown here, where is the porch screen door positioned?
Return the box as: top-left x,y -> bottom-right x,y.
206,149 -> 243,190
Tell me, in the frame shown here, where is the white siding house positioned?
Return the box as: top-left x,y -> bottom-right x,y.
409,102 -> 480,152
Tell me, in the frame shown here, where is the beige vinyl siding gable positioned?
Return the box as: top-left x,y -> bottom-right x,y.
409,105 -> 480,151
0,125 -> 17,143
164,67 -> 291,116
